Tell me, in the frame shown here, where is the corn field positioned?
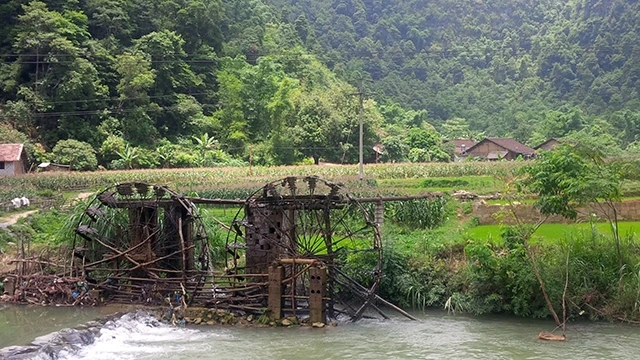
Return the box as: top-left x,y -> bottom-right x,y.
0,162 -> 524,201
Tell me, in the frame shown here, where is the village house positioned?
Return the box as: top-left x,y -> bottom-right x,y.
0,143 -> 27,176
463,138 -> 536,161
447,139 -> 477,161
534,138 -> 562,151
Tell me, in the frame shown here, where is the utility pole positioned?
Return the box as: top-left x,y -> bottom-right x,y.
349,80 -> 367,181
358,84 -> 364,181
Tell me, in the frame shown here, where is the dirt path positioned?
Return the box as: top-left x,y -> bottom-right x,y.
75,192 -> 95,201
0,210 -> 38,229
69,192 -> 96,207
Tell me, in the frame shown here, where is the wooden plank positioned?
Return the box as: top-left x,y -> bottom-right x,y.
279,258 -> 318,265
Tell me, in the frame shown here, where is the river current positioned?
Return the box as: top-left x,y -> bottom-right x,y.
1,305 -> 639,359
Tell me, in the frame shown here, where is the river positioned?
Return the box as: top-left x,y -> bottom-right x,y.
1,305 -> 639,359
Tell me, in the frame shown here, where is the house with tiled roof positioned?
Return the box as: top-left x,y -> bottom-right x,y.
448,139 -> 476,155
0,143 -> 27,176
534,138 -> 562,151
444,139 -> 477,161
462,138 -> 536,161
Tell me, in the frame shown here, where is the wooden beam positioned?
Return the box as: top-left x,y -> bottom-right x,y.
279,258 -> 319,265
102,193 -> 442,209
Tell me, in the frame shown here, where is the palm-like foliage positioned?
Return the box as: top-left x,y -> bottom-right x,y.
115,145 -> 139,170
193,133 -> 219,167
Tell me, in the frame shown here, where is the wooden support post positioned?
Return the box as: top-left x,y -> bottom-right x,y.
163,205 -> 181,273
268,265 -> 285,320
309,265 -> 326,324
181,207 -> 194,271
3,277 -> 15,296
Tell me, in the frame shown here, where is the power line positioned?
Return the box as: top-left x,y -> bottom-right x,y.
0,50 -> 372,64
0,92 -> 212,107
27,103 -> 209,118
0,51 -> 325,58
7,59 -> 220,65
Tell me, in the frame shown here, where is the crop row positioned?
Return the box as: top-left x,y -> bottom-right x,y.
0,162 -> 524,198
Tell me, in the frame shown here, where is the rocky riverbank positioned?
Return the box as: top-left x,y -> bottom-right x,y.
146,306 -> 336,328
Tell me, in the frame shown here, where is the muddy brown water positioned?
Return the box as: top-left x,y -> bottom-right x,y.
1,305 -> 639,359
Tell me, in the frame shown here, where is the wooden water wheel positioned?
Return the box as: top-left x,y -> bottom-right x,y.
225,176 -> 383,322
72,182 -> 211,293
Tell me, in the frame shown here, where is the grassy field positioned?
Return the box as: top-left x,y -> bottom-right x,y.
378,175 -> 505,195
466,221 -> 640,244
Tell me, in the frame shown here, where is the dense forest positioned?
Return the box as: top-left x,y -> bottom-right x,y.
1,0 -> 639,169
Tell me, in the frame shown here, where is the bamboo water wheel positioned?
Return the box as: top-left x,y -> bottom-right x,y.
225,176 -> 383,321
72,182 -> 211,293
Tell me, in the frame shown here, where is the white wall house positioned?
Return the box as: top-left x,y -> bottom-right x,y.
0,144 -> 26,176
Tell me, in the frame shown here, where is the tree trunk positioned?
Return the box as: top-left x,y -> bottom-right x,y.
525,241 -> 561,327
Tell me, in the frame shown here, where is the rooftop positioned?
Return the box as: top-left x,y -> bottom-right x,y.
0,143 -> 24,162
465,138 -> 536,155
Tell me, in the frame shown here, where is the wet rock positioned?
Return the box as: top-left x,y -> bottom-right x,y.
281,319 -> 291,326
246,315 -> 254,322
312,322 -> 325,328
0,345 -> 40,359
452,190 -> 478,200
537,331 -> 566,341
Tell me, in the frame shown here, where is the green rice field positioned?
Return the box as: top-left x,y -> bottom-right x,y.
466,221 -> 640,244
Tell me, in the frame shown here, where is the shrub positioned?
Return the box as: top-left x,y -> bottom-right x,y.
386,197 -> 449,229
99,135 -> 126,166
422,179 -> 470,188
51,139 -> 98,171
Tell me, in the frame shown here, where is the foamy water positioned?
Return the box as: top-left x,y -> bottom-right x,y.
58,312 -> 218,360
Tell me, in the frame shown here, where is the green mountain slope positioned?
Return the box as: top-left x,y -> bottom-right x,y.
0,0 -> 639,169
267,0 -> 640,142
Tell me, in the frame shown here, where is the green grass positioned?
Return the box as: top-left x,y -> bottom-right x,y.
466,221 -> 640,244
378,175 -> 505,195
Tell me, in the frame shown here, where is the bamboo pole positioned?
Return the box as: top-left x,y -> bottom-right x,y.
83,229 -> 159,268
178,216 -> 186,281
334,268 -> 417,321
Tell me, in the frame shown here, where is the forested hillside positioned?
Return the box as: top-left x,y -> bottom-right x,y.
270,0 -> 640,145
0,0 -> 389,169
1,0 -> 639,170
